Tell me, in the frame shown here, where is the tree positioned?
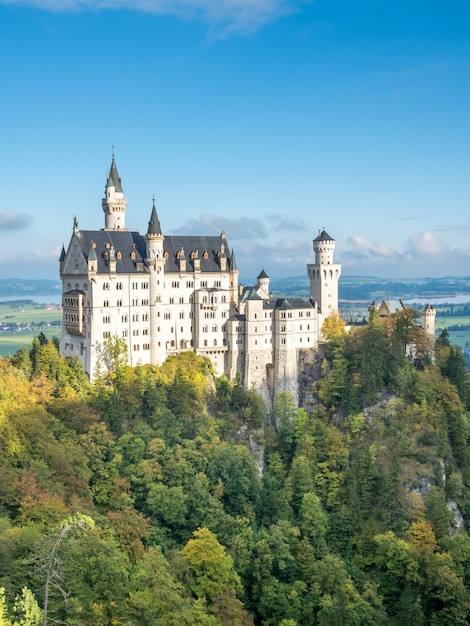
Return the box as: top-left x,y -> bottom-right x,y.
33,514 -> 95,626
128,546 -> 219,625
181,527 -> 253,623
94,335 -> 129,383
13,588 -> 42,626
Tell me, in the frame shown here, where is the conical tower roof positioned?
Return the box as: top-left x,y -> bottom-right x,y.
314,229 -> 334,242
106,155 -> 123,193
88,242 -> 97,261
147,197 -> 162,235
229,248 -> 238,271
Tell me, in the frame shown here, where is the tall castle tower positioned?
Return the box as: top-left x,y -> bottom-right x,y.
307,229 -> 341,328
144,198 -> 166,365
421,303 -> 436,343
102,155 -> 128,230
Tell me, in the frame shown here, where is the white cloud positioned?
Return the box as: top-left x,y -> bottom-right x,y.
404,231 -> 449,256
347,235 -> 395,258
1,0 -> 311,35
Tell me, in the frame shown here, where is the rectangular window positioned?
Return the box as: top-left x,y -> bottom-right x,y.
143,343 -> 150,350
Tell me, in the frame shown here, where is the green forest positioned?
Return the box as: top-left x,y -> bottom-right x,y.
2,308 -> 470,625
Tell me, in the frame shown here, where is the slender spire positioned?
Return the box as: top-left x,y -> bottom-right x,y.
229,248 -> 238,271
147,195 -> 162,235
88,242 -> 97,261
106,154 -> 123,193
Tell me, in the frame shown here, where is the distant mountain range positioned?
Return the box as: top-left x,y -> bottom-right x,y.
1,276 -> 470,302
0,279 -> 62,298
268,275 -> 470,301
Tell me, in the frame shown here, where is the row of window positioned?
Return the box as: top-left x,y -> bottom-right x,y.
63,297 -> 81,307
103,281 -> 149,291
102,313 -> 150,323
64,313 -> 84,323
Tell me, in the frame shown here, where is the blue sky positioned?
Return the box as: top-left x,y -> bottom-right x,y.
1,0 -> 470,282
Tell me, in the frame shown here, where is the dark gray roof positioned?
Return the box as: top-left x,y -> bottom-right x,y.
314,229 -> 334,242
77,230 -> 147,274
147,199 -> 162,236
257,269 -> 269,279
106,157 -> 123,193
88,242 -> 97,261
262,297 -> 316,311
229,248 -> 237,271
59,245 -> 66,262
73,230 -> 231,275
240,286 -> 262,301
163,235 -> 229,273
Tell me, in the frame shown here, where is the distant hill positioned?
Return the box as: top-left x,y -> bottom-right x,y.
0,279 -> 61,298
264,275 -> 470,302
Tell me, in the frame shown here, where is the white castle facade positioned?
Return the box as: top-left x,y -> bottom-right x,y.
59,157 -> 342,403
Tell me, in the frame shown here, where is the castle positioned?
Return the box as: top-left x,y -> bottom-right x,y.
59,156 -> 341,404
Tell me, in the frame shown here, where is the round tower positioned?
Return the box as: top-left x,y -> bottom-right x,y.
144,198 -> 166,366
313,229 -> 335,265
307,228 -> 341,327
256,269 -> 270,299
421,303 -> 436,342
102,155 -> 128,230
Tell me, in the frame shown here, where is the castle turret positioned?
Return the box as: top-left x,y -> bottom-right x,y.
422,303 -> 436,343
144,198 -> 166,365
102,154 -> 128,230
87,241 -> 97,278
256,269 -> 270,299
307,229 -> 341,327
229,248 -> 239,306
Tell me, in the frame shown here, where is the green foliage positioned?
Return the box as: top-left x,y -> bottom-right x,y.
1,333 -> 470,624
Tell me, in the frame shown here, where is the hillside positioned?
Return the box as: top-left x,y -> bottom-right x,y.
1,312 -> 470,624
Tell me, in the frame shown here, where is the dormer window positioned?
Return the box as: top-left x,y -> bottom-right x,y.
164,251 -> 169,259
203,251 -> 208,259
131,251 -> 136,260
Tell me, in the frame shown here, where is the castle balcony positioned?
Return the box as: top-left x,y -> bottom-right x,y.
62,290 -> 86,337
200,302 -> 218,311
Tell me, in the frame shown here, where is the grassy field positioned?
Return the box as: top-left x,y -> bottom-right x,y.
0,304 -> 61,357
